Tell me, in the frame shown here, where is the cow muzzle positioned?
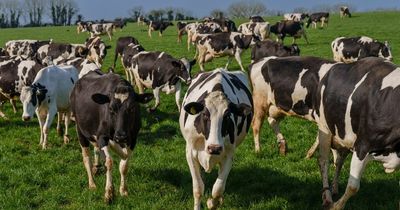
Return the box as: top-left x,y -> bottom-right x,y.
22,116 -> 31,121
207,144 -> 223,155
114,131 -> 127,143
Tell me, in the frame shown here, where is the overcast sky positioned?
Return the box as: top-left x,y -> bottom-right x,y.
76,0 -> 400,20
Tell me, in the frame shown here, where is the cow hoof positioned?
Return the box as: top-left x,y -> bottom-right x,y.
92,165 -> 104,175
207,197 -> 223,210
278,140 -> 287,155
89,183 -> 97,190
63,135 -> 70,144
104,186 -> 114,204
120,186 -> 128,196
322,189 -> 333,209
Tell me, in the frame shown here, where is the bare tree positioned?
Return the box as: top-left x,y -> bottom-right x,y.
48,0 -> 78,26
228,0 -> 266,18
2,0 -> 22,27
25,0 -> 46,26
210,9 -> 225,19
129,6 -> 143,21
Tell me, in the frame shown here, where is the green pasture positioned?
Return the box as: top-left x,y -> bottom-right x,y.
0,11 -> 399,209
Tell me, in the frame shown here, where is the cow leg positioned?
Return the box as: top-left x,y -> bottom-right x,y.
303,30 -> 309,44
187,32 -> 192,51
268,106 -> 286,155
332,148 -> 350,196
197,47 -> 206,71
234,50 -> 245,71
102,145 -> 114,203
42,106 -> 57,149
92,145 -> 103,175
175,81 -> 182,111
81,145 -> 96,189
149,88 -> 160,112
159,31 -> 162,37
252,92 -> 268,152
63,112 -> 71,144
108,32 -> 112,41
118,148 -> 132,196
36,109 -> 47,148
332,152 -> 370,210
207,154 -> 233,210
56,112 -> 64,136
225,56 -> 232,69
133,74 -> 144,94
318,129 -> 333,208
10,99 -> 17,113
186,145 -> 204,210
148,28 -> 152,38
306,136 -> 319,159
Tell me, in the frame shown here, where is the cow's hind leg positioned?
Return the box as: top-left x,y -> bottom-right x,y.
56,112 -> 64,136
331,148 -> 350,196
63,112 -> 71,144
251,91 -> 268,152
149,88 -> 160,112
332,152 -> 370,210
233,50 -> 245,71
10,99 -> 17,113
268,105 -> 286,155
318,129 -> 333,208
207,154 -> 233,210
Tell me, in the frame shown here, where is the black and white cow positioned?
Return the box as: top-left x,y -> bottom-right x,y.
148,21 -> 174,37
196,32 -> 258,71
57,57 -> 100,78
249,15 -> 265,23
70,71 -> 153,203
112,36 -> 140,68
340,6 -> 351,18
5,39 -> 52,59
270,20 -> 309,44
120,43 -> 145,83
85,23 -> 115,40
314,57 -> 400,209
249,56 -> 336,155
0,59 -> 45,118
284,13 -> 309,22
130,51 -> 195,111
331,36 -> 392,63
85,37 -> 111,67
237,21 -> 270,41
251,40 -> 300,62
36,43 -> 88,65
205,18 -> 237,32
0,47 -> 8,56
77,21 -> 93,34
306,12 -> 329,28
179,69 -> 253,210
137,16 -> 148,26
20,65 -> 79,149
186,22 -> 223,51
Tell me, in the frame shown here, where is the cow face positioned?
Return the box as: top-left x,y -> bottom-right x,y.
184,91 -> 251,155
177,58 -> 196,84
91,84 -> 153,144
379,41 -> 393,61
20,84 -> 48,121
86,38 -> 111,66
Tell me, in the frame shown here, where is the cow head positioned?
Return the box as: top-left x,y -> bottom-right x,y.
175,58 -> 196,84
184,91 -> 252,156
290,44 -> 301,55
91,81 -> 153,144
86,37 -> 111,67
20,83 -> 48,121
378,41 -> 393,61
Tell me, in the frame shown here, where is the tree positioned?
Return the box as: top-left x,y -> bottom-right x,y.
48,0 -> 78,26
25,0 -> 46,26
228,0 -> 266,18
210,9 -> 225,19
2,0 -> 22,27
166,9 -> 174,21
128,6 -> 143,21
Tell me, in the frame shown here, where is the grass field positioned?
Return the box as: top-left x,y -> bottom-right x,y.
0,11 -> 399,210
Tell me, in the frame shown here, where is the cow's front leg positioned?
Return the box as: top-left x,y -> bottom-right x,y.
174,81 -> 182,111
268,106 -> 286,155
149,88 -> 160,112
81,145 -> 96,189
42,106 -> 57,149
36,109 -> 46,148
233,50 -> 244,71
102,145 -> 114,203
63,112 -> 71,144
119,148 -> 132,196
306,136 -> 319,159
186,146 -> 204,210
318,129 -> 333,208
92,145 -> 103,175
207,154 -> 233,210
10,99 -> 17,113
148,28 -> 152,38
332,152 -> 370,210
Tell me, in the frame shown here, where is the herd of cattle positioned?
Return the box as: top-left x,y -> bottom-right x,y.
0,6 -> 399,210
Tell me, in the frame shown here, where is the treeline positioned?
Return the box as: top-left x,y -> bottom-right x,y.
0,0 -> 78,28
128,6 -> 196,22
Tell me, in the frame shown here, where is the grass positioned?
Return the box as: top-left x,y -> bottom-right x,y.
0,11 -> 399,209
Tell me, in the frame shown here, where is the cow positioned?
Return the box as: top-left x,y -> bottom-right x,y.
137,16 -> 148,26
340,6 -> 351,18
77,21 -> 93,34
112,19 -> 127,31
148,21 -> 174,37
129,51 -> 196,111
112,36 -> 140,68
120,43 -> 145,83
270,20 -> 309,44
85,37 -> 111,67
36,43 -> 88,65
5,39 -> 52,59
306,12 -> 329,28
20,65 -> 79,149
237,21 -> 270,41
314,57 -> 400,209
249,15 -> 265,23
249,56 -> 336,155
251,40 -> 300,62
57,57 -> 101,78
205,18 -> 237,32
179,68 -> 253,210
283,13 -> 309,22
70,70 -> 153,203
331,36 -> 392,63
177,21 -> 189,43
0,47 -> 8,56
85,23 -> 115,40
196,32 -> 258,71
0,59 -> 45,118
186,22 -> 223,51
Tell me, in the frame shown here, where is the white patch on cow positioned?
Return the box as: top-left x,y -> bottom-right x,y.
16,60 -> 36,92
342,73 -> 369,147
291,69 -> 308,108
114,92 -> 129,103
0,59 -> 13,66
316,85 -> 329,134
157,52 -> 165,59
318,63 -> 336,81
358,36 -> 373,44
372,152 -> 400,173
380,68 -> 400,90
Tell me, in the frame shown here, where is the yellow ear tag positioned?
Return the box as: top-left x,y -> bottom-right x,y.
190,107 -> 197,115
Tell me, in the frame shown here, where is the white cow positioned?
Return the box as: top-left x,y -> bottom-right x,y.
179,68 -> 253,210
20,65 -> 79,149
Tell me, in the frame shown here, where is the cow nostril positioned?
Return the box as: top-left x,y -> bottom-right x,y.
207,145 -> 223,155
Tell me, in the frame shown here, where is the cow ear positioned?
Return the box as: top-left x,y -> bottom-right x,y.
184,102 -> 204,115
135,93 -> 153,104
229,103 -> 252,116
189,59 -> 196,66
92,93 -> 110,104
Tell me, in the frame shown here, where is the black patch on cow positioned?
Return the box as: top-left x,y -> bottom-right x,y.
221,111 -> 235,144
208,32 -> 234,52
22,67 -> 27,75
31,83 -> 48,106
212,83 -> 224,92
221,74 -> 235,94
183,112 -> 189,126
194,107 -> 211,139
70,77 -> 74,84
227,74 -> 253,106
187,72 -> 212,95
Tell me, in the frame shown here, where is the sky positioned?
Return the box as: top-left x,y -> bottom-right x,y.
76,0 -> 400,21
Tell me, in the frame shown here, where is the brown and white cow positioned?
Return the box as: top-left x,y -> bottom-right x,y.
331,36 -> 392,63
314,57 -> 400,209
180,69 -> 253,210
